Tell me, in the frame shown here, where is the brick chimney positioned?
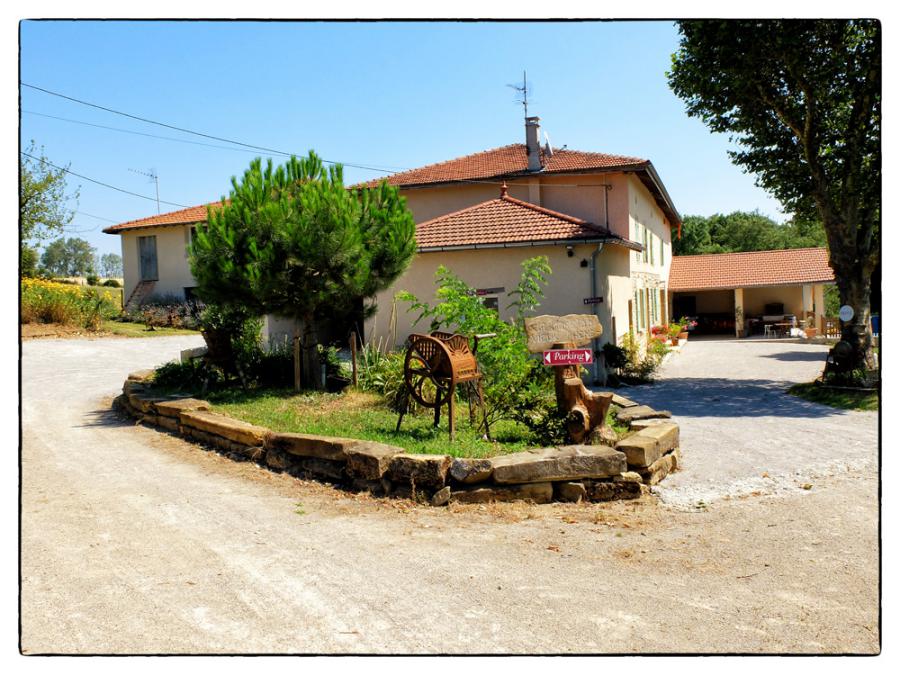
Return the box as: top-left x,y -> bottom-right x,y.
525,116 -> 542,172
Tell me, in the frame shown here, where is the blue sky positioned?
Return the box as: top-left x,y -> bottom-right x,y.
20,20 -> 785,257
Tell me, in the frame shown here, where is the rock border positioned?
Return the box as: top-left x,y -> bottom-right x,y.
116,371 -> 681,506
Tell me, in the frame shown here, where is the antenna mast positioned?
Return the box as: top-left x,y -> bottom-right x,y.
507,70 -> 530,118
129,167 -> 160,214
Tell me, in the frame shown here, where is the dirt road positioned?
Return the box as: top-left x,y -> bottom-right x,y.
21,336 -> 879,654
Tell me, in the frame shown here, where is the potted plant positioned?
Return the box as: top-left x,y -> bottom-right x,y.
667,322 -> 683,345
676,316 -> 695,340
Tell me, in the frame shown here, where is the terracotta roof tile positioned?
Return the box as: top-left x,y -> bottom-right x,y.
415,193 -> 641,251
668,248 -> 835,291
102,201 -> 225,233
359,143 -> 647,188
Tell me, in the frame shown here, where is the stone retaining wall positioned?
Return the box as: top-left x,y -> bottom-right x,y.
116,372 -> 681,506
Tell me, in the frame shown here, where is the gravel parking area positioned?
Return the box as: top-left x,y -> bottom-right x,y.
617,337 -> 879,509
20,335 -> 879,653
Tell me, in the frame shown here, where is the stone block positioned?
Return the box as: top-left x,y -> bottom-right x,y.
628,418 -> 668,431
127,392 -> 165,414
344,442 -> 404,480
140,414 -> 159,427
449,457 -> 494,484
266,448 -> 288,471
611,393 -> 639,408
613,471 -> 643,484
490,445 -> 625,484
266,433 -> 353,462
180,346 -> 208,363
155,415 -> 180,432
126,369 -> 156,383
639,448 -> 681,485
154,398 -> 210,418
179,410 -> 269,447
388,454 -> 451,489
616,435 -> 660,469
556,481 -> 587,503
287,458 -> 346,482
615,406 -> 671,424
586,480 -> 641,501
449,482 -> 553,505
431,486 -> 452,506
636,422 -> 679,454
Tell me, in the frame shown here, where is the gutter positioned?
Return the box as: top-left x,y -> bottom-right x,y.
590,243 -> 605,385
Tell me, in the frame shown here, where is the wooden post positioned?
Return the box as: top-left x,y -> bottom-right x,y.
293,332 -> 302,392
448,384 -> 457,441
350,330 -> 358,387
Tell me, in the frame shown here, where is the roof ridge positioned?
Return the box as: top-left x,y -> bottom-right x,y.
370,143 -> 524,185
672,246 -> 828,259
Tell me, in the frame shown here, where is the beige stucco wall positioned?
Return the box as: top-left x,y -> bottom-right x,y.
365,242 -> 633,351
742,285 -> 804,316
121,224 -> 196,302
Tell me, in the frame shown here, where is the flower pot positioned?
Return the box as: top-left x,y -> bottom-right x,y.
678,332 -> 689,340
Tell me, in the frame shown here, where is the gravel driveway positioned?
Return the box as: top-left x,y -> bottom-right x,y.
619,338 -> 879,509
21,335 -> 879,654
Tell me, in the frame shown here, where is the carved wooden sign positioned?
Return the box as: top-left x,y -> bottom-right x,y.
524,314 -> 603,353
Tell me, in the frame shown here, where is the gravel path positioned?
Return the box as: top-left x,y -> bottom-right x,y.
613,338 -> 879,509
21,336 -> 879,654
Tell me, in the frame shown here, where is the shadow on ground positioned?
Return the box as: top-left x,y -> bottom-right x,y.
78,407 -> 133,429
760,351 -> 828,363
615,377 -> 846,420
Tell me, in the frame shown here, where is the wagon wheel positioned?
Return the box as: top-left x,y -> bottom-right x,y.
404,344 -> 450,409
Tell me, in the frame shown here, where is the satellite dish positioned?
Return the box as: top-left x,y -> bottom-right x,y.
543,131 -> 554,156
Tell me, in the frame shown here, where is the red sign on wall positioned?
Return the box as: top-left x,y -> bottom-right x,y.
542,348 -> 593,366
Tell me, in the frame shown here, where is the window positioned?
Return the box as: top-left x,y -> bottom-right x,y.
642,226 -> 649,263
481,296 -> 499,313
660,237 -> 665,267
649,231 -> 655,266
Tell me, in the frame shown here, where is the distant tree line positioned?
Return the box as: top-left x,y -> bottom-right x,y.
673,210 -> 826,256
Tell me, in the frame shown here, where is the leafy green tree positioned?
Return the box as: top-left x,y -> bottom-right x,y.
39,237 -> 97,277
21,246 -> 39,278
674,210 -> 828,256
100,253 -> 123,278
20,141 -> 80,241
669,19 -> 880,371
190,152 -> 416,389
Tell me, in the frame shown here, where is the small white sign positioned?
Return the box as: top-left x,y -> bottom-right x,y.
839,305 -> 855,322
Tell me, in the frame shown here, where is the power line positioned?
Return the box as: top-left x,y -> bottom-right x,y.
23,109 -> 289,156
76,210 -> 119,223
21,82 -> 400,174
20,152 -> 190,208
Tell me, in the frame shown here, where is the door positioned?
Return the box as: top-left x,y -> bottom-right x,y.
138,236 -> 158,281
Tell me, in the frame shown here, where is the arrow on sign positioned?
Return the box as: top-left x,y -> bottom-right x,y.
542,348 -> 593,366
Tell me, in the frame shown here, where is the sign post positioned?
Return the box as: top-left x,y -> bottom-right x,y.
524,314 -> 612,444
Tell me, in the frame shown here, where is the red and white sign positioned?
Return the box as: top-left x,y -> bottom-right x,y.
542,348 -> 593,366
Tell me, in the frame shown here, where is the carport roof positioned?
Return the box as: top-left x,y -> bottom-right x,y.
668,247 -> 834,291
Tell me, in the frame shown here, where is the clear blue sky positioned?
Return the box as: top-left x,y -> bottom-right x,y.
20,20 -> 785,258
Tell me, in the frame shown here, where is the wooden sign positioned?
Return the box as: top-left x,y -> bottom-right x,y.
582,296 -> 603,305
524,314 -> 603,353
542,348 -> 593,366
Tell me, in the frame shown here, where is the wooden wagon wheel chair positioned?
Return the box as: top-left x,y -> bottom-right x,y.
397,331 -> 495,440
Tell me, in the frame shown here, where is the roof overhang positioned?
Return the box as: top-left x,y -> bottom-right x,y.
418,235 -> 642,254
671,279 -> 836,293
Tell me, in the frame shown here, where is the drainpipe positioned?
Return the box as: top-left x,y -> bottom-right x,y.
590,243 -> 605,385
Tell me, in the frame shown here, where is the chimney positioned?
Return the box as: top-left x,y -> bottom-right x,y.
525,116 -> 542,172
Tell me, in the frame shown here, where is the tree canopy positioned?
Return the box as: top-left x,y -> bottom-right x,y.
669,19 -> 880,371
20,142 -> 79,243
674,210 -> 827,256
190,151 -> 417,388
100,253 -> 123,278
40,237 -> 97,277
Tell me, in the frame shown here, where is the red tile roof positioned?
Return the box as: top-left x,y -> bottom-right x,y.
668,248 -> 835,291
358,143 -> 648,189
415,192 -> 642,251
102,201 -> 225,233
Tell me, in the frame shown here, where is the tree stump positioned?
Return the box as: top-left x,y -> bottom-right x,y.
551,342 -> 613,444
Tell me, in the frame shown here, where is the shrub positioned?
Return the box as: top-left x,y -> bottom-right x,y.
102,279 -> 121,288
153,359 -> 223,392
198,303 -> 263,386
86,274 -> 100,286
20,278 -> 119,329
616,333 -> 667,383
397,257 -> 553,431
356,340 -> 412,412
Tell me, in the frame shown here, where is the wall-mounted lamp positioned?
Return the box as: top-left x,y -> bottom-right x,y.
566,245 -> 574,257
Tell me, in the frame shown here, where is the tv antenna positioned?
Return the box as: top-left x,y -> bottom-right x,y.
129,167 -> 160,214
507,70 -> 532,117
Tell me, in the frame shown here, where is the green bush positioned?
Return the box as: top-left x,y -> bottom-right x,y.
102,279 -> 121,288
86,274 -> 100,286
397,256 -> 553,431
199,304 -> 263,386
153,359 -> 223,392
356,340 -> 410,412
616,333 -> 667,383
21,278 -> 120,329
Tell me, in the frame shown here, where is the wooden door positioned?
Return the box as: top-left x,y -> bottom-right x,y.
138,236 -> 158,281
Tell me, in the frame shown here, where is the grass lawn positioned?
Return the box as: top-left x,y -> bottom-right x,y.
788,382 -> 879,412
208,388 -> 533,458
101,319 -> 200,338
